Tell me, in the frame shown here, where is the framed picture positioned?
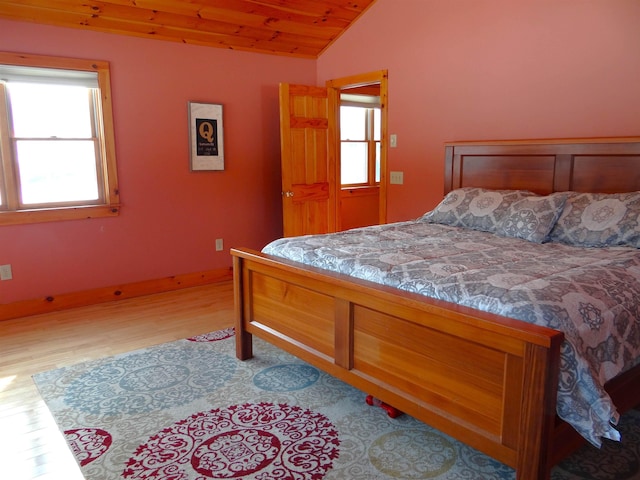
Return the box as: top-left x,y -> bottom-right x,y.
188,102 -> 224,171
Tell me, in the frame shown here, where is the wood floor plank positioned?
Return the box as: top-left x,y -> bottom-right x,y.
0,282 -> 234,480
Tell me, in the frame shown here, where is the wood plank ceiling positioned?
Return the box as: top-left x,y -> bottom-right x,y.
0,0 -> 377,58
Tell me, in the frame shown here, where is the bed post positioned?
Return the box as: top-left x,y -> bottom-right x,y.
233,253 -> 253,360
515,340 -> 562,480
444,145 -> 455,193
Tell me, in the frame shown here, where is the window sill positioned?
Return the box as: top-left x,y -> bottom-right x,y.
0,204 -> 120,226
340,185 -> 380,196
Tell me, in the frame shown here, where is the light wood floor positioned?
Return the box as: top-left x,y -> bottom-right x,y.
0,282 -> 234,480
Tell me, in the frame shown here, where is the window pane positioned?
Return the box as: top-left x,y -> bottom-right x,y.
9,83 -> 93,138
373,108 -> 381,141
16,140 -> 99,204
340,106 -> 366,141
341,142 -> 368,184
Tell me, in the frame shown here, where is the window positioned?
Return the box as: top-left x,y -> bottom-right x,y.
0,52 -> 119,225
340,103 -> 380,187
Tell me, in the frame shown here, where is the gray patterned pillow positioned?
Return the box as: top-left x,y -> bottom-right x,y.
549,192 -> 640,248
420,188 -> 536,233
496,193 -> 568,243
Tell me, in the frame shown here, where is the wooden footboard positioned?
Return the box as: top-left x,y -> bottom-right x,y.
232,247 -> 564,480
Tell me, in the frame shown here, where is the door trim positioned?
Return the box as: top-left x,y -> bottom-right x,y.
326,70 -> 388,228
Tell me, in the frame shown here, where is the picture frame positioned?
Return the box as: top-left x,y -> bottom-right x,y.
188,102 -> 224,171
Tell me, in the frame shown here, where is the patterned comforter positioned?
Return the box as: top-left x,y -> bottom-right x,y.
263,221 -> 640,447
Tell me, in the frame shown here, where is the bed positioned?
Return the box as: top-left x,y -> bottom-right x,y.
231,138 -> 640,480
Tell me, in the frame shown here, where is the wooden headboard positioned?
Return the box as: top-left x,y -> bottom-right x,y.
444,137 -> 640,195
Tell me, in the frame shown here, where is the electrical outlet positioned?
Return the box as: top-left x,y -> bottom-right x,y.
389,171 -> 404,185
215,238 -> 224,251
0,264 -> 12,281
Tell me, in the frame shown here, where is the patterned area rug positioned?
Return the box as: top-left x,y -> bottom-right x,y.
33,328 -> 640,479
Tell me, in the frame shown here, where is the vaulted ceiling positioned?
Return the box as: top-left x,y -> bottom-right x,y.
0,0 -> 377,58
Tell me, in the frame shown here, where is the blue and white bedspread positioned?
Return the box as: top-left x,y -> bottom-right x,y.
263,221 -> 640,447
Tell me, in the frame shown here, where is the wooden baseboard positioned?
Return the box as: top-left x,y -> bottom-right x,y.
0,267 -> 233,322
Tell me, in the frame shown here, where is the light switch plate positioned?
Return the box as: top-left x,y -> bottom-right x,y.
0,264 -> 12,281
390,171 -> 404,184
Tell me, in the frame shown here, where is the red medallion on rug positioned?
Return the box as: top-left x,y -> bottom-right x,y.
123,402 -> 340,479
187,327 -> 235,342
64,428 -> 113,466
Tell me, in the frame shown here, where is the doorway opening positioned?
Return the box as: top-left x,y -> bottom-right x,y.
327,70 -> 388,231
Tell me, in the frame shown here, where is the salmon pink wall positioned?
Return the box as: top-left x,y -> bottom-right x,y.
3,1 -> 640,305
318,0 -> 640,222
0,19 -> 315,304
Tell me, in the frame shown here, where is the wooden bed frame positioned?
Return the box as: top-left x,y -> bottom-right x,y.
231,138 -> 640,480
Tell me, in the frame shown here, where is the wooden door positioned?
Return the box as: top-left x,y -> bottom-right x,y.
279,83 -> 337,237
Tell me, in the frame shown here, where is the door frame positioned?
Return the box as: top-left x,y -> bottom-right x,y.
326,70 -> 388,229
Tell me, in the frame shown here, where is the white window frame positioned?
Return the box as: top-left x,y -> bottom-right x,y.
0,52 -> 120,226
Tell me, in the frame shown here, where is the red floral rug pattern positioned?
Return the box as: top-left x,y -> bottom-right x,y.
187,327 -> 235,343
64,428 -> 113,467
123,402 -> 339,479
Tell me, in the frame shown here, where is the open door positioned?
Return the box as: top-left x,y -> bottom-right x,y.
279,83 -> 337,237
